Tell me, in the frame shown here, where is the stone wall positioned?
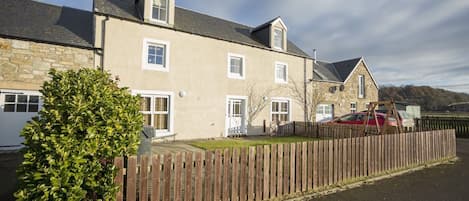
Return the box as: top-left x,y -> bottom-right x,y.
0,37 -> 94,90
313,61 -> 379,119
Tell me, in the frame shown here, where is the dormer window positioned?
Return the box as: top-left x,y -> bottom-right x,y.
152,0 -> 168,23
273,28 -> 284,50
252,17 -> 288,51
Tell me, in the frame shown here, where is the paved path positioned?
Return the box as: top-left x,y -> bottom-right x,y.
311,138 -> 469,201
0,151 -> 22,201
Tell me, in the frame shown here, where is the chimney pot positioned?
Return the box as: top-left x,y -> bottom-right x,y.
313,49 -> 317,64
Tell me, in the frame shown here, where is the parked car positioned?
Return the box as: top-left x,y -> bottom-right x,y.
368,110 -> 415,129
327,112 -> 398,127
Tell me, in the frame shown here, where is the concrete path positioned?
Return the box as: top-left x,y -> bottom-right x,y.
151,142 -> 204,154
311,138 -> 469,201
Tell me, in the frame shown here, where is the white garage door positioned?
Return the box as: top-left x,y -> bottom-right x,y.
0,89 -> 41,149
316,104 -> 334,122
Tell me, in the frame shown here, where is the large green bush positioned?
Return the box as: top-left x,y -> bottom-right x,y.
15,69 -> 143,200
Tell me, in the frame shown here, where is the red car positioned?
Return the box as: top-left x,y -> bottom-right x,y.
328,112 -> 398,127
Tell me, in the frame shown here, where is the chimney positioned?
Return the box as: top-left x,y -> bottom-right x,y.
313,49 -> 317,64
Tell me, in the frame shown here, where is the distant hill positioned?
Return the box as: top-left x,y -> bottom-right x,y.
379,85 -> 469,111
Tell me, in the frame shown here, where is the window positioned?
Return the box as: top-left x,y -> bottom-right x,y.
143,39 -> 170,71
271,99 -> 290,122
365,103 -> 370,110
273,28 -> 284,50
358,75 -> 365,98
275,62 -> 288,83
151,0 -> 168,23
2,93 -> 41,113
138,93 -> 173,134
227,53 -> 245,79
350,102 -> 357,113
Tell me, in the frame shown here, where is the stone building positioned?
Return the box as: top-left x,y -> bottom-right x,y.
312,57 -> 379,121
0,0 -> 96,148
0,0 -> 381,147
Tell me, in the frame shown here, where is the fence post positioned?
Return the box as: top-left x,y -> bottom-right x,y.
114,157 -> 124,201
293,121 -> 296,135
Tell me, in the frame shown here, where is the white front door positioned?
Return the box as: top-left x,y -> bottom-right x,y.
226,98 -> 246,136
316,104 -> 334,122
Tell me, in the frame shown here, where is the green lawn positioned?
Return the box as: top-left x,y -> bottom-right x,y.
189,136 -> 319,150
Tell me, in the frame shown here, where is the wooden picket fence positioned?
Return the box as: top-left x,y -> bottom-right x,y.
114,130 -> 456,201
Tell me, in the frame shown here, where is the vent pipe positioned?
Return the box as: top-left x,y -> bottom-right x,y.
313,49 -> 317,64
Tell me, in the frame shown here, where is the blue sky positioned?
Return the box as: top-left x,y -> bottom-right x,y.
37,0 -> 469,93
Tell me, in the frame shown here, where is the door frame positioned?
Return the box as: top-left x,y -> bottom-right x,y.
316,103 -> 334,122
225,95 -> 248,137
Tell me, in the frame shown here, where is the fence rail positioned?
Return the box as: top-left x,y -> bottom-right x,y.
416,116 -> 469,138
275,122 -> 385,138
115,130 -> 456,201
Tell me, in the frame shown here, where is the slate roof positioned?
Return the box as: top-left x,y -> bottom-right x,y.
94,0 -> 310,58
313,57 -> 363,82
251,16 -> 280,32
0,0 -> 94,48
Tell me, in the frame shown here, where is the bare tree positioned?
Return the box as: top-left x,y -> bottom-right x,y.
286,78 -> 325,122
246,82 -> 277,127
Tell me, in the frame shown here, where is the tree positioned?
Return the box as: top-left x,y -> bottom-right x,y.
246,82 -> 277,127
286,78 -> 325,122
15,69 -> 143,201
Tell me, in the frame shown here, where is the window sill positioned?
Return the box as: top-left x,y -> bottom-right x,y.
149,18 -> 169,25
142,65 -> 169,72
273,47 -> 285,51
228,74 -> 245,80
153,131 -> 174,138
275,80 -> 288,84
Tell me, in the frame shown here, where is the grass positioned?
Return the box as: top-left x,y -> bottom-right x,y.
189,136 -> 319,150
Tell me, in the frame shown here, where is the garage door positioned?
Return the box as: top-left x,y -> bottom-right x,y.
0,89 -> 41,149
316,104 -> 334,122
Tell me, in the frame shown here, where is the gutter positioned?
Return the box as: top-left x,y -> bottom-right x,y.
0,34 -> 96,51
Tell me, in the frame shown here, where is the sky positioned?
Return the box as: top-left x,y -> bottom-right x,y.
36,0 -> 469,93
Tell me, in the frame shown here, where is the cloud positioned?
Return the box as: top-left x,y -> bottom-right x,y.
179,0 -> 469,93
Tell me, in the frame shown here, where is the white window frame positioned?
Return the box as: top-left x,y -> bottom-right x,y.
142,38 -> 170,72
150,0 -> 169,24
227,53 -> 246,79
225,95 -> 248,137
273,27 -> 284,51
0,89 -> 42,113
132,90 -> 174,136
358,75 -> 365,98
270,97 -> 291,122
274,61 -> 288,84
350,102 -> 357,113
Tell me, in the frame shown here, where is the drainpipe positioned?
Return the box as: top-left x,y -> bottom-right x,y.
100,16 -> 110,71
304,57 -> 308,122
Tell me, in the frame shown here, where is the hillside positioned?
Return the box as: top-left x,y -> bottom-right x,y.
379,85 -> 469,111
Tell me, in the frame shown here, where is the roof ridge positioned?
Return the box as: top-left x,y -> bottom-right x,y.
251,16 -> 280,32
332,57 -> 362,64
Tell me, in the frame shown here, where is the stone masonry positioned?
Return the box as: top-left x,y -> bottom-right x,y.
313,61 -> 379,118
0,37 -> 94,90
